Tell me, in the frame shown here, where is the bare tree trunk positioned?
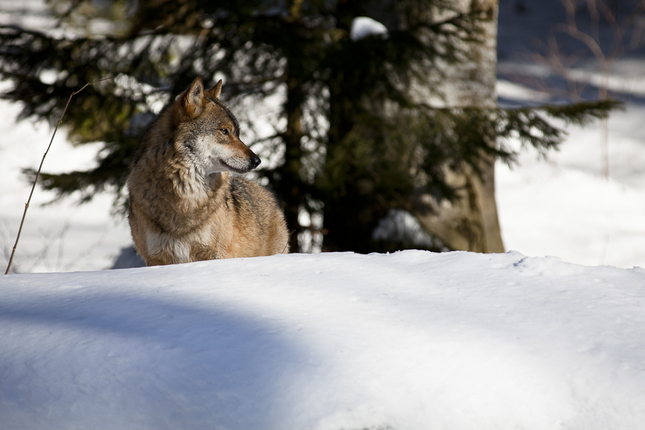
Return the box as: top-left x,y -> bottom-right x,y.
413,156 -> 503,253
413,0 -> 504,253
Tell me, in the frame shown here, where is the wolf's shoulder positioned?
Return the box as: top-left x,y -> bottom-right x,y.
229,176 -> 276,199
227,176 -> 281,213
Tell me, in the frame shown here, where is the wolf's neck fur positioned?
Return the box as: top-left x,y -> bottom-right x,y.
132,149 -> 229,236
162,143 -> 229,203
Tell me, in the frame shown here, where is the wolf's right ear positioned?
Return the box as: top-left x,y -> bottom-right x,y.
180,77 -> 206,119
205,80 -> 223,100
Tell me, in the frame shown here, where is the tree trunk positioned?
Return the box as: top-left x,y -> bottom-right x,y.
412,156 -> 504,253
413,0 -> 504,253
275,1 -> 307,253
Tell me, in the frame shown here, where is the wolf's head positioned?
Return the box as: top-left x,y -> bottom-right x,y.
173,77 -> 260,176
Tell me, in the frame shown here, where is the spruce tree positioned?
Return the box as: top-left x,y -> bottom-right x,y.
0,0 -> 619,253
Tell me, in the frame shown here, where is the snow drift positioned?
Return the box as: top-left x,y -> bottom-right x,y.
1,250 -> 644,430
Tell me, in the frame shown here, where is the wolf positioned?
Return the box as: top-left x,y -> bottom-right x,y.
127,76 -> 289,266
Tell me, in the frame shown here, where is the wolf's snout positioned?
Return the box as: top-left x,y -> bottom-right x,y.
250,153 -> 261,169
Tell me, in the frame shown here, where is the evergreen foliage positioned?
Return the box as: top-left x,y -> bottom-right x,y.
0,0 -> 620,252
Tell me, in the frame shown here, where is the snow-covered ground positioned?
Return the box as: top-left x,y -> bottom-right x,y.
495,84 -> 645,268
496,0 -> 645,269
2,251 -> 645,430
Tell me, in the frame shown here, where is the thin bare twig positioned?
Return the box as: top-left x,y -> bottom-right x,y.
4,77 -> 113,275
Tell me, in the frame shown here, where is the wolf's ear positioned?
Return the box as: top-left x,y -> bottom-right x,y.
181,77 -> 206,118
205,80 -> 223,100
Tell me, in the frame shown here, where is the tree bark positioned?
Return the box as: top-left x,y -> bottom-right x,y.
413,0 -> 504,253
276,1 -> 307,253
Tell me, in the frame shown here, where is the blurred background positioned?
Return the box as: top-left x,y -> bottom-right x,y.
0,0 -> 643,272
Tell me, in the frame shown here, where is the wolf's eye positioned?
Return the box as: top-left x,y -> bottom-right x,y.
220,128 -> 229,136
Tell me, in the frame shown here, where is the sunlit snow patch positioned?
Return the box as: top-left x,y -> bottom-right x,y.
350,17 -> 388,41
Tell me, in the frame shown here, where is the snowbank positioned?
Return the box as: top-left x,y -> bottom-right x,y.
2,250 -> 644,430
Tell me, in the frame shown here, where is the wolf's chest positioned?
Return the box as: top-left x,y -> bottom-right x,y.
145,231 -> 193,264
144,227 -> 225,264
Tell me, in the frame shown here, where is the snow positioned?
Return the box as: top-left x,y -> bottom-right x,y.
2,250 -> 645,430
495,0 -> 645,269
350,17 -> 388,41
496,142 -> 645,268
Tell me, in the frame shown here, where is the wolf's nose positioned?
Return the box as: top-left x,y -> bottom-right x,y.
250,153 -> 261,169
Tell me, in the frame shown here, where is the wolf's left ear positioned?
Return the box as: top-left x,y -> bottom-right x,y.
205,80 -> 223,100
181,77 -> 206,118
